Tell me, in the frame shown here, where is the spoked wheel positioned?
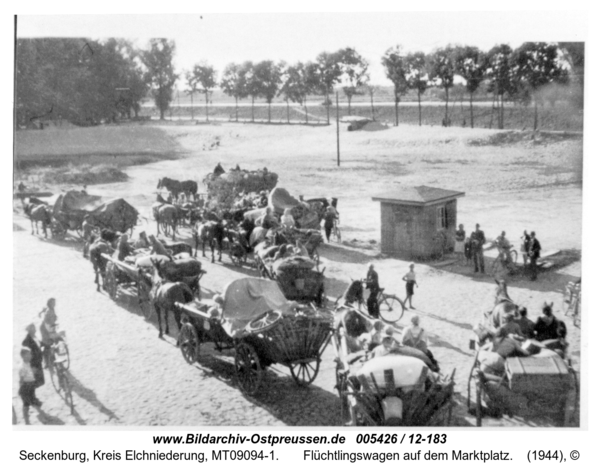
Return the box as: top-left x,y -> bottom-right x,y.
105,266 -> 118,300
475,373 -> 484,427
55,340 -> 70,371
179,323 -> 200,364
50,221 -> 66,240
378,294 -> 405,323
311,249 -> 320,267
137,279 -> 153,319
50,362 -> 73,412
247,311 -> 282,333
234,342 -> 263,395
289,359 -> 320,387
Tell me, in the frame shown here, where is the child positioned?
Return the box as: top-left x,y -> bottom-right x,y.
402,264 -> 418,309
19,347 -> 42,423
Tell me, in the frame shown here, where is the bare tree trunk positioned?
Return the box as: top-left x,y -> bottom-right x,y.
370,89 -> 375,121
325,91 -> 330,125
190,92 -> 194,120
286,100 -> 289,124
418,91 -> 422,126
268,101 -> 271,123
444,87 -> 449,126
251,96 -> 255,122
500,94 -> 504,130
304,99 -> 308,124
533,95 -> 538,131
395,98 -> 399,126
469,92 -> 474,128
347,95 -> 351,115
205,92 -> 209,122
235,97 -> 238,122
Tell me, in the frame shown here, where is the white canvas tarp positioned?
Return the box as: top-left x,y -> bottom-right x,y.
221,277 -> 295,337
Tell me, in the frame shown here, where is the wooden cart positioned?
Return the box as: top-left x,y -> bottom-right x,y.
332,311 -> 454,426
175,278 -> 333,395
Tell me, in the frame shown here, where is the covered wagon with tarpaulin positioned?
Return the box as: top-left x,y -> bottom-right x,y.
48,190 -> 139,238
175,277 -> 333,395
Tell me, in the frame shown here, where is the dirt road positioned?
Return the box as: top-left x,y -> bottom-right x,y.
13,122 -> 583,427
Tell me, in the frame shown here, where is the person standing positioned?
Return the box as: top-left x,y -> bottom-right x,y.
402,263 -> 418,309
22,323 -> 44,389
472,223 -> 486,274
528,231 -> 541,281
365,263 -> 380,318
19,347 -> 42,423
455,224 -> 466,265
323,202 -> 338,243
520,230 -> 531,266
39,298 -> 58,368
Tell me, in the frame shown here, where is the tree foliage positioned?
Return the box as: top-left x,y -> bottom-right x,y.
141,39 -> 178,120
428,45 -> 456,125
338,47 -> 369,114
382,46 -> 409,125
189,62 -> 217,121
454,46 -> 487,127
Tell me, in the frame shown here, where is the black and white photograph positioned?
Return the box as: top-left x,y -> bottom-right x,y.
10,9 -> 588,433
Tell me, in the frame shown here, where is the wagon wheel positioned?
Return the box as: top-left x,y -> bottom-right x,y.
247,311 -> 282,333
234,341 -> 263,395
50,221 -> 66,240
105,265 -> 118,300
290,359 -> 320,387
137,278 -> 153,319
311,248 -> 320,267
475,372 -> 484,427
179,323 -> 200,364
378,294 -> 405,323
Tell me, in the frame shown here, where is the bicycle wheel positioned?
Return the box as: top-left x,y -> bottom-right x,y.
61,370 -> 74,414
378,294 -> 405,323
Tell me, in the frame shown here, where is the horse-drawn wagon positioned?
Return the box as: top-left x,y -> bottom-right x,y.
175,278 -> 333,395
332,309 -> 455,426
467,344 -> 579,426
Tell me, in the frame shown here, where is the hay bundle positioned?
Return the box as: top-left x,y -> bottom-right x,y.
205,167 -> 278,209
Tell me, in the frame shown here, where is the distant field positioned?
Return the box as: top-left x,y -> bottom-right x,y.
15,123 -> 182,165
142,102 -> 583,132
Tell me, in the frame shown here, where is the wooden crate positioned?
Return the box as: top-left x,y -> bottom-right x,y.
505,357 -> 572,398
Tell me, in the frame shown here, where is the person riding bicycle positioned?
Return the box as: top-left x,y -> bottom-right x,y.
38,298 -> 60,368
495,231 -> 513,264
365,263 -> 380,318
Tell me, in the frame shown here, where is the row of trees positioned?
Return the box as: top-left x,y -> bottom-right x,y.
382,42 -> 583,129
15,38 -> 179,125
184,42 -> 583,130
16,38 -> 583,130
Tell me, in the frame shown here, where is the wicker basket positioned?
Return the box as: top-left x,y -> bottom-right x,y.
256,313 -> 333,364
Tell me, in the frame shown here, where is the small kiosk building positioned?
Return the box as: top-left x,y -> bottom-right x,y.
372,186 -> 465,258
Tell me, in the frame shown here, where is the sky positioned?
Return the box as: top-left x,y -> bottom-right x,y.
16,11 -> 588,86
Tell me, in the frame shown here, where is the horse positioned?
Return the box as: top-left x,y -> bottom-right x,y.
153,257 -> 204,296
143,261 -> 195,340
152,202 -> 179,239
193,220 -> 225,263
89,239 -> 113,291
24,202 -> 52,238
157,177 -> 198,199
336,279 -> 365,308
476,279 -> 519,344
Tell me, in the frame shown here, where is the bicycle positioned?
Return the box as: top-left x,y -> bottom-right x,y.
47,333 -> 74,414
360,281 -> 405,323
491,245 -> 518,277
563,281 -> 581,328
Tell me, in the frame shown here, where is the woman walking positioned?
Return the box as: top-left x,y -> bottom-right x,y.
455,224 -> 466,265
402,263 -> 418,309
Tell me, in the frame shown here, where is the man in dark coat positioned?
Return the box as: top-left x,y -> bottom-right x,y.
22,323 -> 45,389
528,231 -> 541,281
472,224 -> 486,273
365,263 -> 380,318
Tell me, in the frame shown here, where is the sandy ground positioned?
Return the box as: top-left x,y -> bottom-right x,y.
13,122 -> 583,427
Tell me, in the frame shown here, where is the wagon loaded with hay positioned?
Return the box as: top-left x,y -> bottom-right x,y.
175,277 -> 333,395
48,190 -> 138,238
203,166 -> 278,211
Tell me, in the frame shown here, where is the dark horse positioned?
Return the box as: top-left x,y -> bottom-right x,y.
88,230 -> 120,290
157,177 -> 198,199
24,202 -> 52,238
335,280 -> 365,309
193,217 -> 225,263
143,261 -> 195,340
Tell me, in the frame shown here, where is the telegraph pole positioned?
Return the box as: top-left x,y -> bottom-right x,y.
336,92 -> 340,167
